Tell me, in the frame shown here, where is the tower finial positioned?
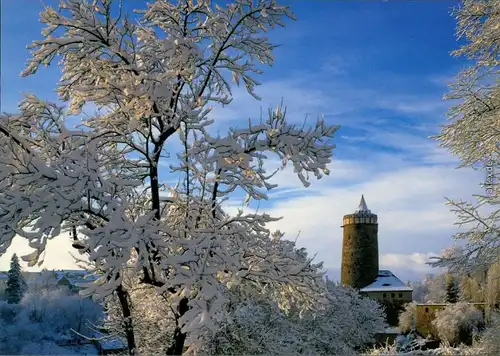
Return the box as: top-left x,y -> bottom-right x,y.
355,194 -> 371,213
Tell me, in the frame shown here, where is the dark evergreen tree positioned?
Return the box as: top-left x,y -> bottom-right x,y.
5,254 -> 27,304
444,274 -> 459,304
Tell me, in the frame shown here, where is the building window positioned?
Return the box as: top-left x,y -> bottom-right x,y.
383,293 -> 387,298
425,307 -> 429,313
398,293 -> 403,298
391,293 -> 395,298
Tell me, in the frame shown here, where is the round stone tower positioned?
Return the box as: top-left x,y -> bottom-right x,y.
341,195 -> 379,289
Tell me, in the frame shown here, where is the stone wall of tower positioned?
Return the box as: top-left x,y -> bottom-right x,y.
341,213 -> 379,289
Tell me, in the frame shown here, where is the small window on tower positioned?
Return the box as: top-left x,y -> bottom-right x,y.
383,293 -> 387,298
398,293 -> 403,298
391,293 -> 395,298
425,307 -> 429,313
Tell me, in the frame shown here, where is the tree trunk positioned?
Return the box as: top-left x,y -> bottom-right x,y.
166,297 -> 189,355
150,145 -> 190,355
150,163 -> 162,220
116,284 -> 136,355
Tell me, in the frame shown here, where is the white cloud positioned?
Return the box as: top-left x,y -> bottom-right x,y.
380,252 -> 442,273
0,233 -> 87,272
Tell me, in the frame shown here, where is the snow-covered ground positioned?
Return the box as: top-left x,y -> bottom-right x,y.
15,342 -> 98,355
368,347 -> 484,356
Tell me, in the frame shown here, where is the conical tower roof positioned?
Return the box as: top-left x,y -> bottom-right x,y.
342,194 -> 377,222
355,194 -> 371,214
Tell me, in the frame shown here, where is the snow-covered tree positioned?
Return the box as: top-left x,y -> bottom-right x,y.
422,273 -> 447,303
432,302 -> 484,345
445,274 -> 460,304
5,254 -> 27,304
409,280 -> 429,303
0,0 -> 338,354
398,301 -> 417,334
430,0 -> 500,273
459,275 -> 484,303
485,261 -> 500,321
29,269 -> 62,292
411,273 -> 473,304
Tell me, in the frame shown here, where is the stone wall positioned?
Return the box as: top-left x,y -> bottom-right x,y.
341,220 -> 379,289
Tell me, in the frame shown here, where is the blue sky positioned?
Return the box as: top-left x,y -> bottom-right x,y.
0,0 -> 482,282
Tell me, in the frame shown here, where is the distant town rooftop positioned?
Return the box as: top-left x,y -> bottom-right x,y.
360,270 -> 413,292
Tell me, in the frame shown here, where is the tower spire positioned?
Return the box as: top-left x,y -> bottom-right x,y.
355,194 -> 371,213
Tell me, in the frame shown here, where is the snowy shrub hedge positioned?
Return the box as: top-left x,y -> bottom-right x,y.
432,302 -> 484,345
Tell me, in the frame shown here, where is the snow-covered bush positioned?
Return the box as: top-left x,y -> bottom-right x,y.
199,299 -> 301,356
0,300 -> 22,323
317,282 -> 388,352
19,289 -> 104,339
366,345 -> 484,356
432,302 -> 484,345
0,319 -> 46,355
478,312 -> 500,356
399,302 -> 417,333
0,288 -> 104,354
199,281 -> 387,356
